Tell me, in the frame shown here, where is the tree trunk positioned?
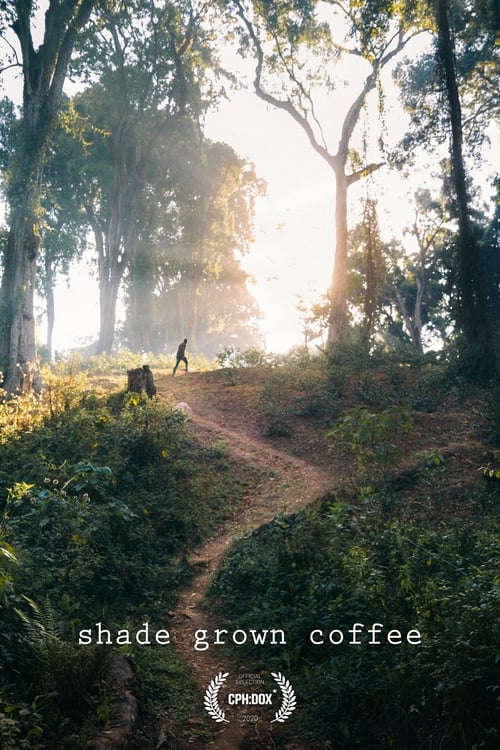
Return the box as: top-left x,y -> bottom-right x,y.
45,280 -> 55,362
413,270 -> 424,352
97,272 -> 121,355
178,268 -> 200,352
0,122 -> 45,393
0,205 -> 41,393
328,169 -> 349,342
436,0 -> 493,374
94,218 -> 125,355
126,249 -> 156,352
394,286 -> 422,352
89,177 -> 134,355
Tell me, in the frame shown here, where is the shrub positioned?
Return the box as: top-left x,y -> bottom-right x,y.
0,370 -> 246,747
216,345 -> 269,369
330,405 -> 413,483
209,502 -> 500,749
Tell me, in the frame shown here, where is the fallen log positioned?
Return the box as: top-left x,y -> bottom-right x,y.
86,653 -> 143,750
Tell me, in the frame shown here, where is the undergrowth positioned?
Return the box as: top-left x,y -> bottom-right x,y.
209,497 -> 500,749
0,373 -> 243,748
1,344 -> 498,748
206,343 -> 500,750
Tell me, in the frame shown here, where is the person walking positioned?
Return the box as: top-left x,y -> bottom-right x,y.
173,338 -> 188,375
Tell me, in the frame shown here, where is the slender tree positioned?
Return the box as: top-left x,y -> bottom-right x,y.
395,0 -> 499,371
226,0 -> 418,344
388,190 -> 450,351
0,0 -> 96,394
360,198 -> 384,345
435,0 -> 494,374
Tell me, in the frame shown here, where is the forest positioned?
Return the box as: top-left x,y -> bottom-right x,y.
0,1 -> 499,749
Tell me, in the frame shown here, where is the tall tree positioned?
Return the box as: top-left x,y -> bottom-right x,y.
346,190 -> 450,350
395,0 -> 499,372
225,0 -> 418,344
0,0 -> 96,394
70,0 -> 219,353
383,193 -> 450,351
435,0 -> 495,374
359,198 -> 384,346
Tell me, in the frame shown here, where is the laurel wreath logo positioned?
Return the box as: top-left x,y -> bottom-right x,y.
271,672 -> 297,723
204,671 -> 230,723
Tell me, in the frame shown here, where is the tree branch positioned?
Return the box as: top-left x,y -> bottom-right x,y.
0,61 -> 21,74
46,0 -> 96,122
231,0 -> 337,169
347,162 -> 383,186
338,28 -> 411,160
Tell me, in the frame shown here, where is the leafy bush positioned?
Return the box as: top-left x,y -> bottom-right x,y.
51,349 -> 214,376
216,345 -> 269,368
330,405 -> 413,483
260,372 -> 294,437
0,372 -> 245,747
209,501 -> 500,749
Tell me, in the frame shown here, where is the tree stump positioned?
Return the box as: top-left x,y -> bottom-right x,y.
127,368 -> 146,394
127,366 -> 156,398
142,365 -> 157,398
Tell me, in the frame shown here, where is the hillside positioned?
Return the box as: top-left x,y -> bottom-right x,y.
142,362 -> 498,750
165,364 -> 499,521
1,355 -> 498,750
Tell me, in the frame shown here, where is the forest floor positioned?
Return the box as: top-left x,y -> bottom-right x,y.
135,364 -> 498,750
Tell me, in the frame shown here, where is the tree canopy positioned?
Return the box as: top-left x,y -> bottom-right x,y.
0,0 -> 498,383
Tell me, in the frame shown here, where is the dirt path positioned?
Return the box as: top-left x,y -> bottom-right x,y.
156,372 -> 334,749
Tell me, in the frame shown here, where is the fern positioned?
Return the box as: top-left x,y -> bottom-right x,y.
14,596 -> 64,651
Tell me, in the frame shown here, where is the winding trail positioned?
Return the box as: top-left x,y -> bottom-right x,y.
156,371 -> 334,749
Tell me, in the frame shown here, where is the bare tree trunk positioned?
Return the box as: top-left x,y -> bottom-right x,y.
0,203 -> 41,393
181,265 -> 201,351
413,270 -> 425,351
90,216 -> 125,356
0,108 -> 47,393
328,170 -> 349,342
97,272 -> 122,354
88,167 -> 136,355
394,287 -> 423,352
45,262 -> 56,361
126,243 -> 156,352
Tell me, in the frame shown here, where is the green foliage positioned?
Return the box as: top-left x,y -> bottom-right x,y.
209,501 -> 500,749
216,346 -> 269,369
261,372 -> 293,437
128,642 -> 203,725
414,448 -> 445,468
51,350 -> 168,375
479,465 -> 500,480
331,405 -> 413,482
0,697 -> 44,750
0,538 -> 16,601
0,370 -> 245,746
293,375 -> 342,424
50,350 -> 215,376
